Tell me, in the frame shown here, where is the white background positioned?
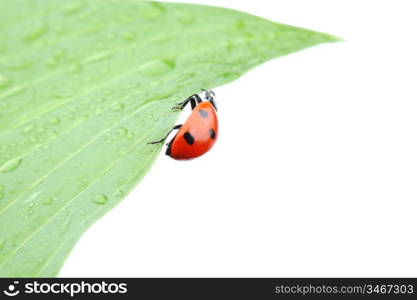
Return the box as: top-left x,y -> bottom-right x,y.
61,0 -> 417,277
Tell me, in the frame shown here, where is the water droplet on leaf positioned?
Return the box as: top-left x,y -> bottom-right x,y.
4,59 -> 32,70
235,20 -> 247,30
117,146 -> 130,156
63,0 -> 85,15
118,127 -> 128,136
24,20 -> 48,41
123,32 -> 135,41
22,124 -> 34,133
0,157 -> 22,173
29,136 -> 38,144
115,189 -> 125,197
87,51 -> 112,63
43,197 -> 53,205
138,2 -> 166,20
36,125 -> 45,133
70,62 -> 82,73
111,102 -> 124,111
46,57 -> 59,67
177,14 -> 194,25
0,74 -> 11,89
48,117 -> 60,125
138,59 -> 175,77
92,194 -> 108,205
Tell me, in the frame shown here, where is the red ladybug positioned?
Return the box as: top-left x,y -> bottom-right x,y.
149,90 -> 218,160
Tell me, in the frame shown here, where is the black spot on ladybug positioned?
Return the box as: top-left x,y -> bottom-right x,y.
183,132 -> 194,145
209,129 -> 216,139
198,109 -> 209,118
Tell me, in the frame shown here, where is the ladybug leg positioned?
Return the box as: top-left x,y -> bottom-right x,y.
172,94 -> 202,111
147,124 -> 182,144
189,94 -> 203,110
193,94 -> 203,107
172,96 -> 194,111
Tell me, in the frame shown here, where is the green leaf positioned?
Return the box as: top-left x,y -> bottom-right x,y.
0,0 -> 340,277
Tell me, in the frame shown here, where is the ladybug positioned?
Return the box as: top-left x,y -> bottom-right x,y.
149,90 -> 218,160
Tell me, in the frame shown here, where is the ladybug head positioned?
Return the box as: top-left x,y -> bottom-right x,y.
202,89 -> 217,111
203,89 -> 216,101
